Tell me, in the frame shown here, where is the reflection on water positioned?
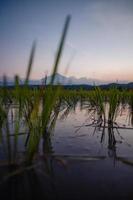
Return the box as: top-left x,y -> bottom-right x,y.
1,103 -> 133,163
1,103 -> 133,199
52,104 -> 133,159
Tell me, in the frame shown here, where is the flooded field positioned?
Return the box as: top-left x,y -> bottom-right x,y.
1,103 -> 133,199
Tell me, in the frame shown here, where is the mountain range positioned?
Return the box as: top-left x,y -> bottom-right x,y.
0,73 -> 129,86
43,73 -> 110,85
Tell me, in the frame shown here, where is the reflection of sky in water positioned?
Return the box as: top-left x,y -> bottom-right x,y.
52,104 -> 133,157
1,104 -> 133,199
1,104 -> 133,161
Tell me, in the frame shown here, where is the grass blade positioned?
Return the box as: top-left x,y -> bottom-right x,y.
51,15 -> 71,84
25,41 -> 36,85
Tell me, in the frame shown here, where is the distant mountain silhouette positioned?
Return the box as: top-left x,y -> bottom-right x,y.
0,73 -> 132,90
0,77 -> 41,86
42,73 -> 114,85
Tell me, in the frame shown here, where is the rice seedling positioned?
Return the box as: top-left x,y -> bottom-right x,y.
0,15 -> 71,169
107,87 -> 120,126
128,91 -> 133,126
26,15 -> 71,162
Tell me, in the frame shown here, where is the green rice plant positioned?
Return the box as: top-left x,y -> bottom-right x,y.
0,100 -> 7,129
25,41 -> 36,86
92,87 -> 106,125
26,15 -> 71,162
128,91 -> 133,126
59,90 -> 79,118
108,87 -> 120,125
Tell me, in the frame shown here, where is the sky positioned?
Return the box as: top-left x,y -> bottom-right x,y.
0,0 -> 133,81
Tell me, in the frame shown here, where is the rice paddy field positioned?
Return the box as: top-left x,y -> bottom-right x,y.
1,15 -> 133,200
1,85 -> 133,199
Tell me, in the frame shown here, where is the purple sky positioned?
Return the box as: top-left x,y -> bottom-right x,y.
0,0 -> 133,81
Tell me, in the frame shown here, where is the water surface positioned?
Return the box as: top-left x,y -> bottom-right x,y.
1,104 -> 133,199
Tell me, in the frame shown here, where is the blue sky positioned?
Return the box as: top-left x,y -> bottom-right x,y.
0,0 -> 133,81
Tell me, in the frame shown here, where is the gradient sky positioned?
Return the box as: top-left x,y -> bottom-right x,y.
0,0 -> 133,81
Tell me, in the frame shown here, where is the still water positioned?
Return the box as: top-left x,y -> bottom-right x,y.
52,104 -> 133,157
1,104 -> 133,199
